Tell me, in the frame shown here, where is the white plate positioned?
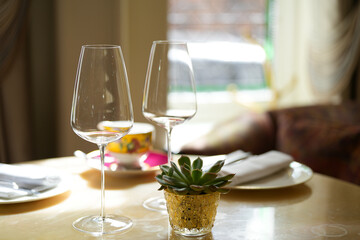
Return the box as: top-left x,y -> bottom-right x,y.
86,151 -> 162,177
0,166 -> 71,204
229,161 -> 313,190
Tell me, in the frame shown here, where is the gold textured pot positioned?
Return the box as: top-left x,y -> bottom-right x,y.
164,190 -> 220,237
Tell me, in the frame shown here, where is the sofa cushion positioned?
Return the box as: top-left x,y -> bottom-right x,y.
270,102 -> 360,185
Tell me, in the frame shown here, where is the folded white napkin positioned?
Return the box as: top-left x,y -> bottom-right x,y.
0,163 -> 61,199
220,151 -> 293,186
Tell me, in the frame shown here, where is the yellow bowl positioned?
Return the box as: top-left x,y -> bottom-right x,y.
106,123 -> 155,165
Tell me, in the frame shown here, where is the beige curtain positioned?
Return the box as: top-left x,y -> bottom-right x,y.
272,0 -> 317,107
308,0 -> 360,100
272,0 -> 360,106
0,0 -> 30,163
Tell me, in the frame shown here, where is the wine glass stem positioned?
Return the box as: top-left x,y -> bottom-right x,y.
166,128 -> 173,166
98,144 -> 106,220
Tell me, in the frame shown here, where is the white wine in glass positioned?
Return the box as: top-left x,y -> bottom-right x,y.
142,40 -> 197,211
71,45 -> 134,235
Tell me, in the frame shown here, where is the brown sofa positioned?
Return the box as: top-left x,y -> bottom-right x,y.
180,102 -> 360,185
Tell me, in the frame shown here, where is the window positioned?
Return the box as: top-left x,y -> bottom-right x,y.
168,0 -> 271,93
167,0 -> 274,151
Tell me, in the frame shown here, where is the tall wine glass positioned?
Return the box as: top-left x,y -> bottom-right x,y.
71,45 -> 134,235
142,41 -> 197,211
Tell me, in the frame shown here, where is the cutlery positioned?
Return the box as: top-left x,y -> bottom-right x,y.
0,180 -> 40,199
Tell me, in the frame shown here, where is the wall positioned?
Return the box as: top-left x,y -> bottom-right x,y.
54,0 -> 167,156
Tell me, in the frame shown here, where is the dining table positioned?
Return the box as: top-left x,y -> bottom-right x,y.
0,155 -> 360,240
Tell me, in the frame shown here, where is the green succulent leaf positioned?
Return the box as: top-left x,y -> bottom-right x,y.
209,185 -> 219,192
181,165 -> 193,183
192,157 -> 203,170
191,169 -> 202,184
207,160 -> 225,173
190,185 -> 205,192
170,161 -> 190,184
221,173 -> 236,180
172,187 -> 189,195
155,175 -> 169,186
158,185 -> 166,191
178,156 -> 191,167
199,172 -> 217,184
159,165 -> 171,176
168,167 -> 174,176
160,165 -> 175,177
213,180 -> 229,188
162,175 -> 188,187
171,171 -> 185,181
183,163 -> 191,171
206,174 -> 235,185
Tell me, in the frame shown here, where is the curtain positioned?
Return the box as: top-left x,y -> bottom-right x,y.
0,1 -> 25,75
0,0 -> 29,163
271,0 -> 318,107
308,0 -> 360,100
271,0 -> 360,106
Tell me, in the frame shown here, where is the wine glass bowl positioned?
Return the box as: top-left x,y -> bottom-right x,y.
142,40 -> 197,211
71,45 -> 133,235
143,41 -> 197,146
143,41 -> 197,133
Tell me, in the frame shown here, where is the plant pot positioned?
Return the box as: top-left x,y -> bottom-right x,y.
164,190 -> 220,237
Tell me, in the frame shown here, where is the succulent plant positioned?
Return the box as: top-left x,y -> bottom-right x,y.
156,156 -> 235,195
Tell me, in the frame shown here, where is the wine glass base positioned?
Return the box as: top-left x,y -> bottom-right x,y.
72,214 -> 132,236
143,196 -> 167,213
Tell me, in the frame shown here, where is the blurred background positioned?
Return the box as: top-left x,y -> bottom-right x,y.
1,0 -> 359,163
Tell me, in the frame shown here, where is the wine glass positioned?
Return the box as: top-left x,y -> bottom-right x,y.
142,40 -> 197,211
70,45 -> 134,235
